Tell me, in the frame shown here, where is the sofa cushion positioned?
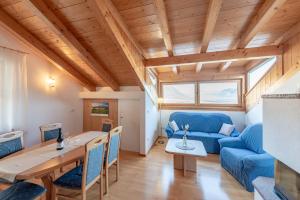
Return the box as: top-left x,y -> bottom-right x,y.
240,123 -> 264,154
219,123 -> 235,136
220,147 -> 257,183
169,112 -> 233,133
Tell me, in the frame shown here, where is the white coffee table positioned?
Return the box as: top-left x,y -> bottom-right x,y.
165,138 -> 207,176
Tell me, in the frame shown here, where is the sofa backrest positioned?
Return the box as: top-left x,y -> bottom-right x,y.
169,112 -> 233,133
240,123 -> 264,154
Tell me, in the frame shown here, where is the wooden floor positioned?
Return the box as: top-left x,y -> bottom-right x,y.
57,137 -> 253,200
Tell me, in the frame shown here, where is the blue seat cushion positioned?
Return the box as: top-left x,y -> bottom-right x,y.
173,131 -> 226,153
0,182 -> 46,200
220,147 -> 256,184
0,138 -> 23,159
44,129 -> 60,141
54,165 -> 83,189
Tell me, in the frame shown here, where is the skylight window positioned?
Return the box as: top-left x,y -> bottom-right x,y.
248,57 -> 277,90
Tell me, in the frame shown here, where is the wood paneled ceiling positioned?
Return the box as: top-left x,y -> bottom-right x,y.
0,0 -> 299,90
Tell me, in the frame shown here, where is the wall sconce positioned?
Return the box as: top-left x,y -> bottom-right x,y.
47,77 -> 55,88
157,97 -> 164,110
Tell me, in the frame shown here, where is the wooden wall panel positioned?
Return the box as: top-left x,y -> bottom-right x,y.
83,99 -> 118,132
246,32 -> 300,111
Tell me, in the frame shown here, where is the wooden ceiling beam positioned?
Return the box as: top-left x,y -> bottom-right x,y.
0,9 -> 96,91
87,0 -> 146,89
96,0 -> 147,58
219,61 -> 233,72
200,0 -> 223,53
25,0 -> 120,91
221,0 -> 287,72
237,0 -> 287,49
197,0 -> 222,73
274,21 -> 300,45
145,45 -> 282,67
153,0 -> 173,56
153,0 -> 180,75
159,68 -> 245,82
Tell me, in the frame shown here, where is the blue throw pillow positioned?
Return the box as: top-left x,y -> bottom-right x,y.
240,123 -> 264,154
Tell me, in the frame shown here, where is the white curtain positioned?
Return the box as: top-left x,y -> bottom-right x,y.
0,47 -> 27,132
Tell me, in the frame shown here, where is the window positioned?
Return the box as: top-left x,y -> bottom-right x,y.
248,57 -> 276,90
160,80 -> 242,109
199,81 -> 239,105
162,83 -> 195,104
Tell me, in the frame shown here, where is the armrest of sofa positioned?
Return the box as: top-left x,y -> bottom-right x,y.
218,137 -> 245,149
165,125 -> 174,138
243,153 -> 275,169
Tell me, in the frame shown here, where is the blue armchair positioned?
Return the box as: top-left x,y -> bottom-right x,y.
166,112 -> 240,154
218,123 -> 274,192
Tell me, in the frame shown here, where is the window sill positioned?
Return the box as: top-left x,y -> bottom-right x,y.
160,104 -> 245,112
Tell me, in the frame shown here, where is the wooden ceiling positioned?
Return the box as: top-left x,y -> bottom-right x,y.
0,0 -> 300,90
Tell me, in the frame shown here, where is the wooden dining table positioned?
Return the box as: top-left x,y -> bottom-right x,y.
1,131 -> 108,200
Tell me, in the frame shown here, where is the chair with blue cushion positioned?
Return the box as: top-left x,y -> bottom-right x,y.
39,123 -> 62,142
53,135 -> 107,200
0,131 -> 24,159
104,126 -> 123,194
101,118 -> 113,132
0,181 -> 46,200
218,123 -> 274,192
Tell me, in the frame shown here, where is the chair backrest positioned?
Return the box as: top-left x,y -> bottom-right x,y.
82,135 -> 108,189
101,118 -> 113,132
0,131 -> 24,159
39,123 -> 62,142
240,123 -> 264,154
107,126 -> 123,165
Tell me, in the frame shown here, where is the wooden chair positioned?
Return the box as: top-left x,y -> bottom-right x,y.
39,123 -> 62,142
0,131 -> 24,191
104,126 -> 123,194
0,181 -> 46,200
0,130 -> 24,159
53,135 -> 108,200
101,118 -> 113,132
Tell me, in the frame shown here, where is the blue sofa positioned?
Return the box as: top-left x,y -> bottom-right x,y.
165,112 -> 239,154
218,123 -> 274,192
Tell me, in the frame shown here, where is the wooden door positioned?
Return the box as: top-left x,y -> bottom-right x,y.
83,99 -> 118,132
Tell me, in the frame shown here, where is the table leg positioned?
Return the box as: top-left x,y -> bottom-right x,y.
173,155 -> 197,176
41,173 -> 55,200
183,156 -> 187,176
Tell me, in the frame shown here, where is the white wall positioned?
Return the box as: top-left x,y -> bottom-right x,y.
246,71 -> 300,125
119,99 -> 141,152
0,26 -> 83,147
144,92 -> 159,154
80,87 -> 147,154
160,110 -> 246,137
80,87 -> 160,155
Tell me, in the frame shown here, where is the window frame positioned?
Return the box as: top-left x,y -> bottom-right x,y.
159,79 -> 243,111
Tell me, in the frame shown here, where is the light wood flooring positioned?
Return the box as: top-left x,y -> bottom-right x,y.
58,137 -> 253,200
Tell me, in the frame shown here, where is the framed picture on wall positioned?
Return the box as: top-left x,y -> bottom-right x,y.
90,102 -> 109,116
